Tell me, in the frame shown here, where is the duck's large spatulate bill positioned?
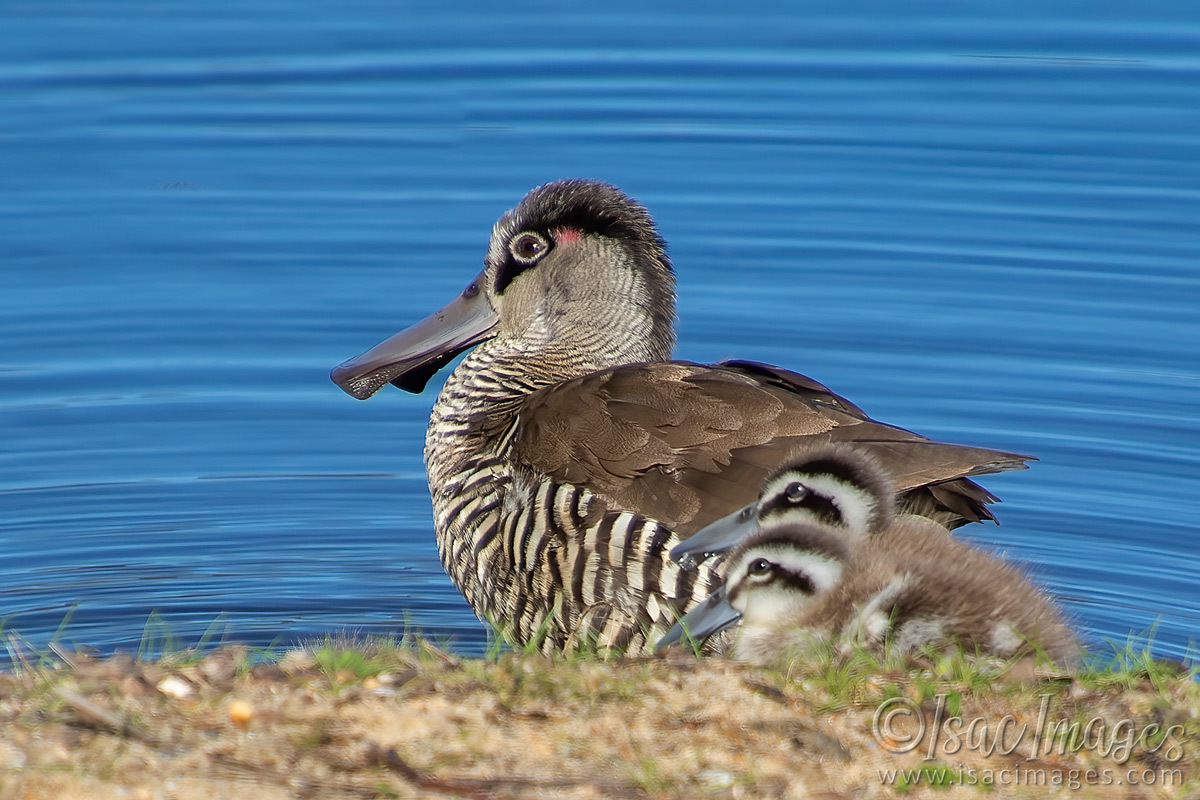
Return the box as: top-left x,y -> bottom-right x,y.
331,272 -> 498,398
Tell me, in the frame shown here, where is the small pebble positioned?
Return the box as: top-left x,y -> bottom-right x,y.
156,675 -> 195,700
696,769 -> 736,792
228,699 -> 254,730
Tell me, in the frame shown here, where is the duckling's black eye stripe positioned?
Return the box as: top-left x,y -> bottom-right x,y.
777,568 -> 815,595
760,491 -> 843,527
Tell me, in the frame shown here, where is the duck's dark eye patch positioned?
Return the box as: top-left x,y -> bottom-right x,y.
495,231 -> 553,294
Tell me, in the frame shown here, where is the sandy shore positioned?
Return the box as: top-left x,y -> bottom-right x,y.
1,641 -> 1196,799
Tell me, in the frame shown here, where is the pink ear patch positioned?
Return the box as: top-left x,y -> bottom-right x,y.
554,227 -> 583,245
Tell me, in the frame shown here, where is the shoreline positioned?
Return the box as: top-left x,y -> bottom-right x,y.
1,639 -> 1196,799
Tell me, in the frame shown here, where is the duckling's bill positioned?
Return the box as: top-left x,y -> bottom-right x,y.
656,586 -> 742,651
331,271 -> 498,398
670,500 -> 760,567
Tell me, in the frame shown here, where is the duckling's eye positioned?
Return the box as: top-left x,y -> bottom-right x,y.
785,482 -> 809,503
510,232 -> 549,263
748,558 -> 773,576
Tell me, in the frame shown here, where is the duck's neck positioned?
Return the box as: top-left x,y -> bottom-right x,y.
424,324 -> 667,487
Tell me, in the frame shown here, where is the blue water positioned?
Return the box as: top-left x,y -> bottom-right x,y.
2,2 -> 1198,664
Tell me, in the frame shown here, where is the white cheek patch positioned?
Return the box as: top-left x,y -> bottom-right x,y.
740,588 -> 813,630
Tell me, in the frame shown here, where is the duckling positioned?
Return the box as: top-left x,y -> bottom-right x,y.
660,449 -> 1080,668
331,179 -> 1033,655
670,444 -> 899,566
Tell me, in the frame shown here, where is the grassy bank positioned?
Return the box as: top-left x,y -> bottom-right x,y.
0,635 -> 1196,799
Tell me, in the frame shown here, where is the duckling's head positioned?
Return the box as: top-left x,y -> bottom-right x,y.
657,524 -> 850,651
757,445 -> 895,537
332,179 -> 675,399
723,526 -> 850,631
671,445 -> 896,565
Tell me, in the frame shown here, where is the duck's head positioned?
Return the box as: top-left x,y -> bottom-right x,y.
670,445 -> 895,564
657,525 -> 850,650
331,179 -> 676,399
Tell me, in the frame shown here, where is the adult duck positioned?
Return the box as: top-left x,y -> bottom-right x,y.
331,179 -> 1031,655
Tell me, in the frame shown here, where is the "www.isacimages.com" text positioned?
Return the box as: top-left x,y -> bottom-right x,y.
877,763 -> 1184,791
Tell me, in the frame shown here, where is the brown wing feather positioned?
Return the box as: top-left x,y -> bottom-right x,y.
511,360 -> 1032,534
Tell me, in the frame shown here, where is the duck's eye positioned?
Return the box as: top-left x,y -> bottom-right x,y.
748,558 -> 773,576
785,482 -> 809,503
510,232 -> 549,263
462,281 -> 480,299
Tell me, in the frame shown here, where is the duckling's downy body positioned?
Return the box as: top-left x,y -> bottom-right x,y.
661,447 -> 1079,667
332,180 -> 1033,655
